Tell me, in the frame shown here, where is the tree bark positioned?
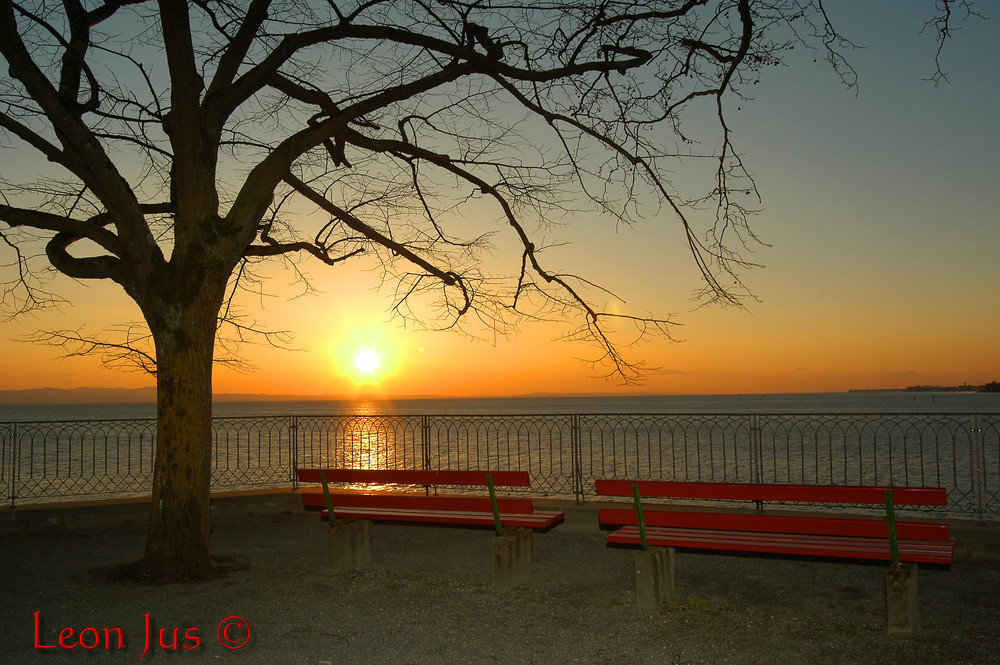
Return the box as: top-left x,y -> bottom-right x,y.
139,278 -> 226,581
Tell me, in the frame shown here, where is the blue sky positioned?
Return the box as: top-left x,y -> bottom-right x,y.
1,3 -> 997,397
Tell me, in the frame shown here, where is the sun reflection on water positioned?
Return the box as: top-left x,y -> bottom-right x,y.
322,399 -> 416,492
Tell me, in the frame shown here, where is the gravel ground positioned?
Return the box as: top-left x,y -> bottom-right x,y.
2,511 -> 999,665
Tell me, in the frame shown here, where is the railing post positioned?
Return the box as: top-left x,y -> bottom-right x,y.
289,416 -> 299,489
971,415 -> 985,525
7,422 -> 17,508
421,415 -> 431,471
571,414 -> 583,503
750,414 -> 764,510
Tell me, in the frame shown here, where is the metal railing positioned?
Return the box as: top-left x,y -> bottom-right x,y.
2,412 -> 997,521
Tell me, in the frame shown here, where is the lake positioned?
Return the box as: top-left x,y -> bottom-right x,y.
3,390 -> 999,422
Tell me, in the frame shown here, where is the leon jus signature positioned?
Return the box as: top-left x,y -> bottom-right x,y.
32,612 -> 250,657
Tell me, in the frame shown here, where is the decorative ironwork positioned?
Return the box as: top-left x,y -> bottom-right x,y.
3,412 -> 997,521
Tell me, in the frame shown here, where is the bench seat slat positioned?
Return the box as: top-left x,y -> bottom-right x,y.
598,508 -> 951,542
608,525 -> 955,564
298,468 -> 530,487
325,506 -> 564,530
595,480 -> 948,506
302,490 -> 536,514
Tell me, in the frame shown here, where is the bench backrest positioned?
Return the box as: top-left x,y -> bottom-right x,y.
594,480 -> 948,506
301,490 -> 536,513
297,468 -> 531,487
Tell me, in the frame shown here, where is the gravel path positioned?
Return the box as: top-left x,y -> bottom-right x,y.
3,512 -> 999,664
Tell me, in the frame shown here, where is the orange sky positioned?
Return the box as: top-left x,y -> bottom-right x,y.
1,7 -> 997,398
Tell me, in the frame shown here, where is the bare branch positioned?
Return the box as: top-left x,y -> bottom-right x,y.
921,0 -> 985,84
0,0 -> 980,386
25,325 -> 158,375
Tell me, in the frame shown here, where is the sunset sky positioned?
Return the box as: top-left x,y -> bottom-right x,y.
1,4 -> 997,399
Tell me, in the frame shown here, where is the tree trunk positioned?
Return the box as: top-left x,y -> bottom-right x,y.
139,289 -> 222,581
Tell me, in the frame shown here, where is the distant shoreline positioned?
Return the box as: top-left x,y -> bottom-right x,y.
2,383 -> 998,405
850,383 -> 999,394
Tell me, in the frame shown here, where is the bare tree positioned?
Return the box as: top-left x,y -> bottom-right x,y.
0,1 -> 974,580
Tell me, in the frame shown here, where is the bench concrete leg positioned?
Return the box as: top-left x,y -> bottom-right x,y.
634,547 -> 675,609
885,563 -> 919,635
492,527 -> 533,592
327,519 -> 373,574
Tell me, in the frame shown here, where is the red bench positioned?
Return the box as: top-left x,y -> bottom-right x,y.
297,468 -> 564,531
595,480 -> 955,565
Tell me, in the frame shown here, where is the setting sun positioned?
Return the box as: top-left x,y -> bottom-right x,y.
353,348 -> 381,375
342,343 -> 391,385
330,321 -> 404,387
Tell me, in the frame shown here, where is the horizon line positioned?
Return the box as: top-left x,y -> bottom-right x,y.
2,384 -> 985,406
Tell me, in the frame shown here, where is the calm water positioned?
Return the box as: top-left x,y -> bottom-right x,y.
4,392 -> 998,518
1,391 -> 999,422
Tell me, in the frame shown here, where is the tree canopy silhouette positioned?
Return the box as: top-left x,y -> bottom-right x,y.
0,0 -> 975,579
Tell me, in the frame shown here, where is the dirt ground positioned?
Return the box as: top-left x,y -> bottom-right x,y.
2,511 -> 999,664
